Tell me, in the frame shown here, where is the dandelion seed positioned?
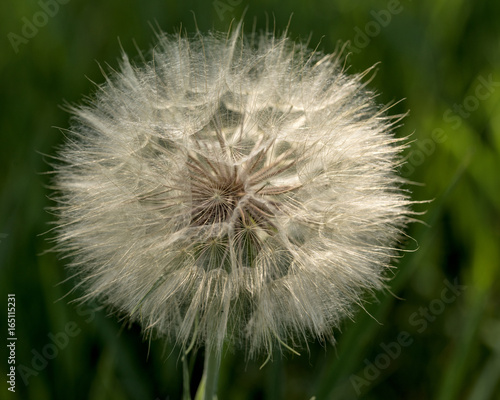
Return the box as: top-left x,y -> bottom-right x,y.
52,24 -> 413,365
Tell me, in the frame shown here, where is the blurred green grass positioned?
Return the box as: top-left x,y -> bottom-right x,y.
1,0 -> 499,399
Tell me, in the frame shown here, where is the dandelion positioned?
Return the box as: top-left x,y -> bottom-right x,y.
52,23 -> 412,399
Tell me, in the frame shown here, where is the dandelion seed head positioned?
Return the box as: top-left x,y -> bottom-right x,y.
53,25 -> 413,357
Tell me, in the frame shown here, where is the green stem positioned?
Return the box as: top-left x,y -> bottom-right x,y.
182,351 -> 192,400
202,345 -> 221,400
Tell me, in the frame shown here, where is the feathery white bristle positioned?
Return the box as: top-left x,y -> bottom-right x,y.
52,26 -> 413,357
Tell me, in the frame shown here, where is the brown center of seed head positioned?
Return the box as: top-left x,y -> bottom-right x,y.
189,159 -> 245,226
187,140 -> 300,235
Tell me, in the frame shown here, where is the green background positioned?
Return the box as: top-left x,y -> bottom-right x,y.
1,0 -> 499,399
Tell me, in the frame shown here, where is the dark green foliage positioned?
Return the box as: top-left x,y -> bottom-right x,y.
1,0 -> 499,399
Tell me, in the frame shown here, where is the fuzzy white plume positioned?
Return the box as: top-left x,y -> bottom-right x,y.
52,26 -> 413,357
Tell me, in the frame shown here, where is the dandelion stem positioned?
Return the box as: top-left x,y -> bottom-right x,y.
182,351 -> 192,400
199,345 -> 221,400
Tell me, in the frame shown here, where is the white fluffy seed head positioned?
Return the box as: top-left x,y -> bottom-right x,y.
52,25 -> 413,358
